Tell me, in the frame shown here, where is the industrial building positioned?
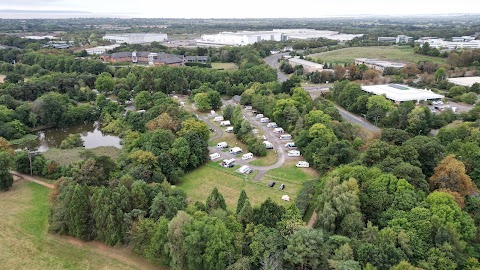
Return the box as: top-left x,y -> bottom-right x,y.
416,37 -> 480,50
100,51 -> 184,66
196,29 -> 363,46
288,58 -> 324,72
361,84 -> 444,103
447,77 -> 480,87
377,35 -> 412,43
354,58 -> 405,72
103,33 -> 168,44
85,44 -> 120,55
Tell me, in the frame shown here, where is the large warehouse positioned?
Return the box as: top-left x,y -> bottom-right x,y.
103,33 -> 168,44
447,77 -> 480,87
361,84 -> 444,103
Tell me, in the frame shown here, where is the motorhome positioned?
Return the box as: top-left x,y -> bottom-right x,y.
287,150 -> 301,157
213,116 -> 224,122
210,153 -> 221,160
216,142 -> 228,148
273,127 -> 284,134
221,158 -> 236,168
229,147 -> 243,154
225,127 -> 234,133
220,120 -> 231,126
279,134 -> 292,140
238,165 -> 253,174
267,122 -> 277,128
285,142 -> 296,148
242,153 -> 254,160
256,114 -> 264,119
260,117 -> 270,123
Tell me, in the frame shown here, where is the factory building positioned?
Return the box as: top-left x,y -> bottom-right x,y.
103,33 -> 168,44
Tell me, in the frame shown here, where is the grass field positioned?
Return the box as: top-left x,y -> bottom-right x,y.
43,146 -> 121,166
0,181 -> 161,270
211,62 -> 239,71
178,162 -> 302,209
249,150 -> 277,166
309,46 -> 447,65
263,160 -> 319,183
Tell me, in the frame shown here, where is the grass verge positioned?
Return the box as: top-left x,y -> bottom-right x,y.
178,162 -> 302,209
0,181 -> 161,270
309,46 -> 447,65
211,62 -> 239,70
43,146 -> 121,166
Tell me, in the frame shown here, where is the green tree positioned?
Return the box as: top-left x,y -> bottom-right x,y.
167,211 -> 192,270
207,90 -> 222,110
366,95 -> 393,125
429,154 -> 477,196
194,92 -> 211,111
60,133 -> 84,149
68,184 -> 91,240
284,228 -> 328,270
94,72 -> 115,94
206,187 -> 227,212
134,91 -> 153,110
236,189 -> 249,214
0,150 -> 13,191
253,198 -> 285,227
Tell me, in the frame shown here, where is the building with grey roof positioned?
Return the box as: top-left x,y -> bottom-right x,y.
355,58 -> 405,72
103,33 -> 168,44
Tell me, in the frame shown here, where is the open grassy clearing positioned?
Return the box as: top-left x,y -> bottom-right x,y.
211,62 -> 239,71
0,181 -> 161,270
264,160 -> 319,183
309,46 -> 447,65
249,150 -> 278,166
178,162 -> 300,209
43,146 -> 121,166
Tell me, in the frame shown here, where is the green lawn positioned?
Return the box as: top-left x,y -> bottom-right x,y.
43,146 -> 121,166
309,46 -> 447,65
178,162 -> 301,209
249,150 -> 278,166
211,62 -> 239,70
0,181 -> 160,270
263,161 -> 319,184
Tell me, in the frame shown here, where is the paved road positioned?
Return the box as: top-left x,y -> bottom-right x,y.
264,53 -> 290,82
263,54 -> 381,133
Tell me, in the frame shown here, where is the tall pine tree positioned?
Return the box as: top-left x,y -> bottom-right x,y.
206,187 -> 227,212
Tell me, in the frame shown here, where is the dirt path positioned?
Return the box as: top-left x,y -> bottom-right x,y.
307,210 -> 318,228
64,236 -> 163,270
10,171 -> 55,189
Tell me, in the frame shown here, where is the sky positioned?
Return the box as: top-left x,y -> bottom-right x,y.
1,0 -> 480,18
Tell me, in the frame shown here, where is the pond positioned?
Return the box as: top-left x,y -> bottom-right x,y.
22,121 -> 122,152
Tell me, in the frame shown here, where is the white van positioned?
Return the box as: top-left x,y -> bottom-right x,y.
229,147 -> 243,154
225,127 -> 234,133
210,153 -> 221,160
256,113 -> 264,119
288,150 -> 301,157
273,127 -> 284,134
220,120 -> 231,126
214,116 -> 224,122
267,122 -> 277,128
242,153 -> 253,160
279,134 -> 292,140
296,161 -> 310,168
260,117 -> 270,123
216,142 -> 228,148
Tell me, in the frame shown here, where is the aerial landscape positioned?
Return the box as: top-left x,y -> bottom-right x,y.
1,1 -> 480,269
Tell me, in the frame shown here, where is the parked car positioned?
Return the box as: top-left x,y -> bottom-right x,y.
269,181 -> 276,187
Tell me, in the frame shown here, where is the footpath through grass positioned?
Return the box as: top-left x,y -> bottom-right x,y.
310,46 -> 447,65
0,181 -> 161,270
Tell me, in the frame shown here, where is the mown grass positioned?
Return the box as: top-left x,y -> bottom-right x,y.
309,46 -> 447,65
178,162 -> 301,209
0,181 -> 160,270
211,62 -> 239,70
43,146 -> 121,166
249,150 -> 278,166
264,160 -> 319,184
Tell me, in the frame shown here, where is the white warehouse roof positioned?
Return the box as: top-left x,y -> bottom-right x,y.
447,77 -> 480,87
361,84 -> 444,102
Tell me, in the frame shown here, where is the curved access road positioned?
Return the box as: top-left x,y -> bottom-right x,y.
264,53 -> 290,82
